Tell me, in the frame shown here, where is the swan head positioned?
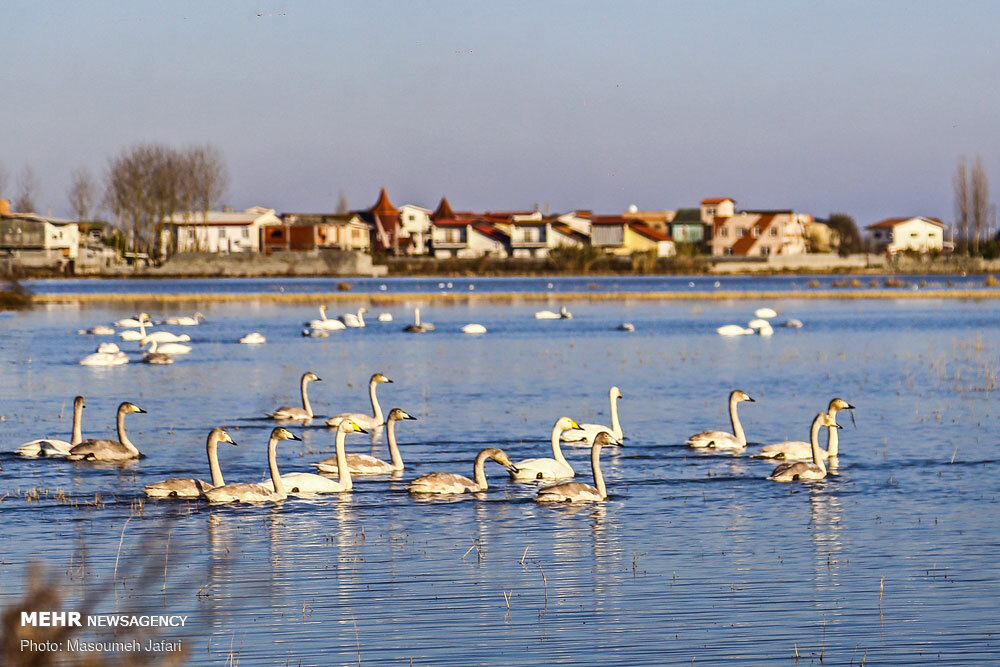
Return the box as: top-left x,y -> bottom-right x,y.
271,427 -> 302,442
815,412 -> 842,429
195,312 -> 205,320
372,372 -> 393,385
120,402 -> 146,415
594,431 -> 623,448
554,417 -> 582,433
828,397 -> 855,413
387,408 -> 416,422
303,371 -> 322,383
484,448 -> 518,473
610,386 -> 623,400
339,419 -> 368,434
731,390 -> 754,403
359,307 -> 368,314
75,396 -> 86,409
211,427 -> 238,446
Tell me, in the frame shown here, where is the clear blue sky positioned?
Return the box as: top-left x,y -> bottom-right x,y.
2,1 -> 998,224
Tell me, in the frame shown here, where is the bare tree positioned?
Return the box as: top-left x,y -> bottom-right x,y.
14,164 -> 38,214
336,190 -> 349,214
971,156 -> 989,256
0,162 -> 8,202
67,167 -> 97,221
954,157 -> 970,254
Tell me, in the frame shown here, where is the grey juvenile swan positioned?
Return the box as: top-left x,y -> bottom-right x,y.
408,448 -> 517,495
535,431 -> 621,503
769,413 -> 842,482
15,396 -> 86,457
325,372 -> 392,429
755,398 -> 854,460
203,427 -> 300,503
686,390 -> 754,451
142,428 -> 237,497
269,371 -> 321,421
65,402 -> 146,462
313,407 -> 416,474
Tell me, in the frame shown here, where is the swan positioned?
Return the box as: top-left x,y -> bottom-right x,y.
313,408 -> 416,474
140,339 -> 174,365
119,320 -> 149,342
562,386 -> 624,444
306,305 -> 346,331
97,342 -> 121,354
461,323 -> 487,334
239,332 -> 266,344
535,431 -> 621,503
302,327 -> 329,337
114,313 -> 151,327
755,398 -> 854,460
325,372 -> 392,429
511,417 -> 581,482
141,337 -> 191,355
377,312 -> 393,322
261,419 -> 367,494
407,447 -> 517,495
782,319 -> 804,328
79,350 -> 129,366
65,402 -> 146,461
717,325 -> 754,336
269,371 -> 321,421
77,325 -> 116,336
618,322 -> 635,332
203,427 -> 300,503
403,308 -> 434,333
769,413 -> 841,482
142,428 -> 237,497
747,319 -> 770,329
757,322 -> 774,337
754,307 -> 778,319
163,312 -> 205,326
340,307 -> 368,328
686,390 -> 754,450
534,306 -> 572,320
15,395 -> 85,457
143,329 -> 191,344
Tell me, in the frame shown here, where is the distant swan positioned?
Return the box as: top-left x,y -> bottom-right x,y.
461,323 -> 487,334
403,308 -> 434,333
307,305 -> 346,331
262,419 -> 367,494
754,307 -> 778,319
141,339 -> 174,365
377,312 -> 393,322
203,427 -> 300,503
618,322 -> 635,332
769,413 -> 841,482
114,313 -> 151,328
15,395 -> 86,457
96,342 -> 120,354
313,408 -> 416,474
143,329 -> 191,344
717,324 -> 754,336
535,431 -> 621,503
142,428 -> 237,497
511,417 -> 581,481
79,349 -> 129,366
340,307 -> 368,328
163,312 -> 205,326
269,371 -> 321,421
77,325 -> 115,336
562,386 -> 624,444
65,402 -> 146,461
239,332 -> 266,344
407,448 -> 517,495
686,390 -> 754,450
755,398 -> 854,460
325,372 -> 392,429
119,320 -> 149,341
535,306 -> 572,320
141,337 -> 191,355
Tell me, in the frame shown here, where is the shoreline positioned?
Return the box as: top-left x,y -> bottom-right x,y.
29,288 -> 1000,304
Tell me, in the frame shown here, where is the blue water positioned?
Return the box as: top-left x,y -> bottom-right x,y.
1,294 -> 998,665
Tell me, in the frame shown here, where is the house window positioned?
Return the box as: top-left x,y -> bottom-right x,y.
720,228 -> 728,238
752,227 -> 760,238
769,226 -> 778,237
408,214 -> 416,221
707,207 -> 716,217
724,247 -> 733,255
242,227 -> 250,239
911,232 -> 918,238
737,227 -> 746,238
761,246 -> 771,256
217,228 -> 226,239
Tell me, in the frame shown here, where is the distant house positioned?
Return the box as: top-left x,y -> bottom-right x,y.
160,206 -> 280,254
356,188 -> 402,253
621,206 -> 675,237
0,199 -> 79,271
705,198 -> 811,257
865,216 -> 948,254
430,218 -> 510,258
76,221 -> 120,273
669,208 -> 710,245
483,211 -> 587,259
806,219 -> 841,253
398,204 -> 433,255
590,216 -> 676,257
262,213 -> 371,254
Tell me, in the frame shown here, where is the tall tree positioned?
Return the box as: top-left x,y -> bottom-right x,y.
826,213 -> 863,255
67,167 -> 97,221
971,156 -> 989,256
954,157 -> 970,255
14,164 -> 38,214
336,190 -> 349,214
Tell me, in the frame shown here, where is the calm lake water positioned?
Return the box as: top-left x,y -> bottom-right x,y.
1,284 -> 998,665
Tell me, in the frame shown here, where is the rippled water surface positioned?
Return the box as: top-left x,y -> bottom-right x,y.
1,291 -> 999,665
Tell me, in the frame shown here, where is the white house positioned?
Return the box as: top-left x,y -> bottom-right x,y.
865,216 -> 948,254
430,219 -> 510,258
160,206 -> 280,254
398,204 -> 433,255
0,200 -> 80,267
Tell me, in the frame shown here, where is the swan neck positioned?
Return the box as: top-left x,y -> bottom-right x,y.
369,379 -> 384,424
414,309 -> 421,326
550,425 -> 568,464
592,442 -> 607,499
268,436 -> 285,498
827,423 -> 839,457
386,419 -> 404,470
319,307 -> 328,321
609,392 -> 622,437
357,309 -> 365,326
335,428 -> 353,490
117,408 -> 138,454
301,376 -> 313,417
207,432 -> 225,487
810,419 -> 827,473
473,450 -> 490,491
729,396 -> 746,445
71,401 -> 84,445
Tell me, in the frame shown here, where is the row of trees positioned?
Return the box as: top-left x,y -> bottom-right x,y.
954,156 -> 992,256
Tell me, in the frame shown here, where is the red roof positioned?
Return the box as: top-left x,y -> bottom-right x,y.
866,216 -> 944,230
431,218 -> 470,227
701,197 -> 735,205
629,222 -> 672,242
431,197 -> 456,221
483,210 -> 535,218
370,188 -> 399,216
591,215 -> 631,225
471,222 -> 509,243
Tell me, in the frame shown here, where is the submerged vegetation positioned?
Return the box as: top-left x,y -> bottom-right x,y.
0,279 -> 32,310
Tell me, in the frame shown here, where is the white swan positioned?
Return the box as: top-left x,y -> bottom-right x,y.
325,372 -> 392,429
754,307 -> 778,319
239,332 -> 266,344
142,428 -> 237,497
686,390 -> 754,450
313,408 -> 416,474
769,413 -> 841,482
163,312 -> 205,326
269,371 -> 321,421
203,427 -> 300,503
79,350 -> 129,366
618,322 -> 635,332
755,398 -> 854,460
15,395 -> 85,457
143,329 -> 191,344
782,319 -> 804,328
747,319 -> 770,329
141,337 -> 191,355
534,306 -> 572,320
717,324 -> 754,336
97,342 -> 121,354
535,431 -> 621,503
141,339 -> 174,365
377,312 -> 393,322
407,447 -> 517,495
77,325 -> 115,336
119,320 -> 149,341
261,419 -> 367,495
65,402 -> 146,461
340,307 -> 367,328
114,313 -> 151,328
562,386 -> 624,445
403,308 -> 434,333
756,322 -> 774,337
306,305 -> 346,331
302,327 -> 329,337
461,323 -> 487,334
511,417 -> 580,482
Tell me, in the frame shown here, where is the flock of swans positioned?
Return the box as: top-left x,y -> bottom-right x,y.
716,307 -> 803,336
12,358 -> 854,504
77,312 -> 200,366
